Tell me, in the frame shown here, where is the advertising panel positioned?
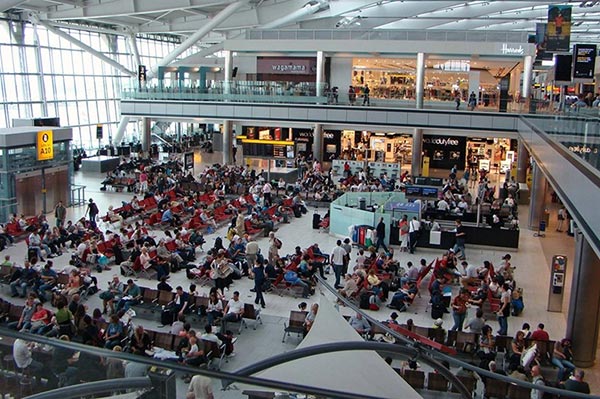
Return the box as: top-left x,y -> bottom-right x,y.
37,130 -> 54,161
573,44 -> 597,80
422,135 -> 467,170
546,5 -> 572,52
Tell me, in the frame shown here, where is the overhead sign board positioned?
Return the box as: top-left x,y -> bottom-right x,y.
546,5 -> 572,52
37,130 -> 54,161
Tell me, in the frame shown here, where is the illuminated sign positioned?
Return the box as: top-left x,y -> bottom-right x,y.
37,130 -> 54,161
573,44 -> 597,80
501,44 -> 525,55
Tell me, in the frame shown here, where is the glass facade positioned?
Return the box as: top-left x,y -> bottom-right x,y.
0,20 -> 194,149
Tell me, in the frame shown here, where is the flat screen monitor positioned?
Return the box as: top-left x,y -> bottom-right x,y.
428,178 -> 443,186
405,186 -> 422,196
422,187 -> 439,198
414,177 -> 427,185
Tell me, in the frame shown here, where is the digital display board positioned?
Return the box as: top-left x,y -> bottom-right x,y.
422,188 -> 439,198
405,187 -> 422,196
555,54 -> 573,82
573,44 -> 597,80
241,139 -> 295,159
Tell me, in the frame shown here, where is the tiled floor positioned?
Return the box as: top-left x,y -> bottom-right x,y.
1,149 -> 595,398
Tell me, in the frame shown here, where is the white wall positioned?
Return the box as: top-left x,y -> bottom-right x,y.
330,57 -> 352,91
234,55 -> 257,80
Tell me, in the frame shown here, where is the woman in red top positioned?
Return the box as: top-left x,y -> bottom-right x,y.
450,288 -> 470,331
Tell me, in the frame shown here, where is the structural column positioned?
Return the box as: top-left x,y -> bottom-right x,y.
316,50 -> 325,98
527,161 -> 547,230
313,123 -> 323,162
411,128 -> 423,176
223,50 -> 233,96
141,117 -> 151,152
517,140 -> 529,183
415,52 -> 426,109
222,120 -> 232,165
522,55 -> 533,99
567,229 -> 600,367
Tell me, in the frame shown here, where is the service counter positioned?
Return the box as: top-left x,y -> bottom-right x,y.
390,225 -> 519,249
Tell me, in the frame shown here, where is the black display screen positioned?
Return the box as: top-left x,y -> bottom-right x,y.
555,54 -> 573,82
573,44 -> 597,80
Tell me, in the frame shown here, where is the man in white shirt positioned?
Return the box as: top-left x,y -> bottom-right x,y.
330,240 -> 347,289
408,217 -> 421,254
223,291 -> 244,322
187,374 -> 214,399
262,181 -> 273,207
437,199 -> 449,212
13,339 -> 47,382
460,261 -> 480,287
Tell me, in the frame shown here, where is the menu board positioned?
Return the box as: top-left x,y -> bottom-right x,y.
573,44 -> 597,80
273,145 -> 286,159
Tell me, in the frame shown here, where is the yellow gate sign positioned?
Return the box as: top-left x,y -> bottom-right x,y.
37,130 -> 54,161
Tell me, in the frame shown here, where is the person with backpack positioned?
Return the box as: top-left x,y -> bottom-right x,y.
86,199 -> 99,230
531,365 -> 547,399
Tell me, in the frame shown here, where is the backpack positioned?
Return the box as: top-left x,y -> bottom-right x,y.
90,202 -> 99,215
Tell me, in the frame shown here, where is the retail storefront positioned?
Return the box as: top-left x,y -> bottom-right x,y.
339,130 -> 413,165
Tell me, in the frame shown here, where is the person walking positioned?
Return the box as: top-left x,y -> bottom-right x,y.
54,200 -> 67,228
86,198 -> 99,230
250,259 -> 266,308
408,216 -> 420,254
452,219 -> 467,260
362,84 -> 371,106
375,217 -> 389,253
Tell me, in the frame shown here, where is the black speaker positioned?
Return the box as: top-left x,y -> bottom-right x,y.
232,66 -> 238,78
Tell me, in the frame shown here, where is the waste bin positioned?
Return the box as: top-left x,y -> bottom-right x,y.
359,197 -> 366,210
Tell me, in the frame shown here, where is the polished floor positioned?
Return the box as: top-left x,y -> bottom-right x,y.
0,149 -> 595,398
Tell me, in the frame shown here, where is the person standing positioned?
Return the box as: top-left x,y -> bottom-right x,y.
231,139 -> 238,164
262,181 -> 273,207
187,374 -> 214,399
348,85 -> 356,106
452,219 -> 467,260
530,365 -> 547,399
54,200 -> 67,228
375,217 -> 388,253
250,259 -> 266,308
330,240 -> 346,289
362,84 -> 370,106
86,198 -> 99,230
408,216 -> 421,254
342,238 -> 352,275
497,283 -> 511,335
451,288 -> 470,331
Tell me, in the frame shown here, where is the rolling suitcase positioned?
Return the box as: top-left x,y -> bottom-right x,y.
312,213 -> 321,229
161,308 -> 174,326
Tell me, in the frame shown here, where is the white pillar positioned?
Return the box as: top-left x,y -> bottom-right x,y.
316,50 -> 325,98
113,116 -> 131,146
415,52 -> 426,109
412,128 -> 423,176
223,120 -> 232,165
313,123 -> 323,162
148,0 -> 248,78
141,118 -> 151,152
224,50 -> 233,96
128,32 -> 141,67
522,55 -> 533,99
468,71 -> 480,102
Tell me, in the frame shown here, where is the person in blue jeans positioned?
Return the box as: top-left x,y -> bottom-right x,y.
552,339 -> 576,382
497,283 -> 511,335
451,288 -> 470,331
452,219 -> 467,260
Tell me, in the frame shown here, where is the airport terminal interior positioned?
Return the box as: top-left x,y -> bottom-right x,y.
0,1 -> 600,398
